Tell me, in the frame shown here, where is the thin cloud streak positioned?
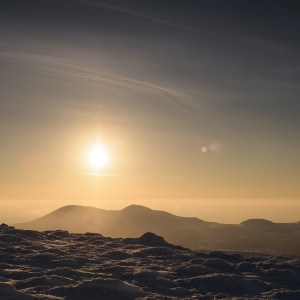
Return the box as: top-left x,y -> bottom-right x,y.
73,0 -> 203,34
0,51 -> 215,122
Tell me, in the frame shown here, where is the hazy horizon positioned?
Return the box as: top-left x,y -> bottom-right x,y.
1,0 -> 299,225
3,199 -> 300,225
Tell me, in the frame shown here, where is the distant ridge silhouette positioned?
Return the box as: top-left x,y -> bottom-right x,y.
14,204 -> 212,237
14,204 -> 300,255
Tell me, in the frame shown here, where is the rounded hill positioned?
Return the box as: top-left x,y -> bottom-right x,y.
240,219 -> 274,227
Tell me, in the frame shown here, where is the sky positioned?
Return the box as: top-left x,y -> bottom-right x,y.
0,0 -> 300,224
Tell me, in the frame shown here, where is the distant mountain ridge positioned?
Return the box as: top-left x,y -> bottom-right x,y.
14,204 -> 300,255
15,204 -> 213,237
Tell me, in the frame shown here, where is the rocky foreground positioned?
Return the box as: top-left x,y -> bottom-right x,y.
0,224 -> 300,299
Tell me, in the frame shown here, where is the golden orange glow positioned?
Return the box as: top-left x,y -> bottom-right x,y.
86,143 -> 110,171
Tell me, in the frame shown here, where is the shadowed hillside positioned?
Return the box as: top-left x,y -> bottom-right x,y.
15,205 -> 300,255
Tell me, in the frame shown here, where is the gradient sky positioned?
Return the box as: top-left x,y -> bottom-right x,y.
1,0 -> 300,224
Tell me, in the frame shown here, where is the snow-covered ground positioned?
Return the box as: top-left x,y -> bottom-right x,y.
1,223 -> 299,299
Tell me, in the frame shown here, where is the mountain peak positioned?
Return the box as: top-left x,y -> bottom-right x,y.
122,204 -> 152,212
49,205 -> 100,216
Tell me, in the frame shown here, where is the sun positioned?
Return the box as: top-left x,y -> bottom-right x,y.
86,143 -> 110,170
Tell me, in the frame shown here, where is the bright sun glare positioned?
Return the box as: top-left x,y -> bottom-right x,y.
86,143 -> 110,170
